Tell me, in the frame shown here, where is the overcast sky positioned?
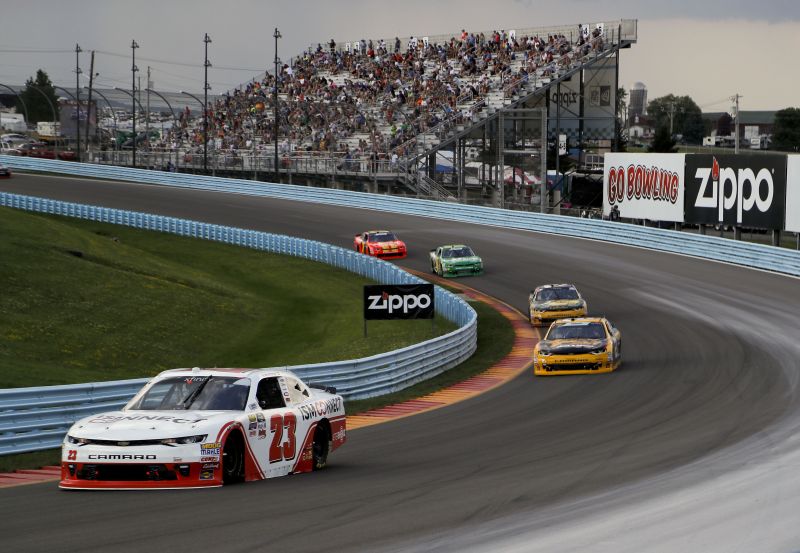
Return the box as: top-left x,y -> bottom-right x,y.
1,0 -> 798,111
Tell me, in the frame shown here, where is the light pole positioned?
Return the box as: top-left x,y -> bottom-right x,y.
203,33 -> 212,173
274,27 -> 281,181
146,88 -> 180,170
114,87 -> 147,166
131,40 -> 139,167
74,44 -> 82,162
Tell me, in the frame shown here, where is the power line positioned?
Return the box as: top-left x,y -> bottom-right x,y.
94,49 -> 263,71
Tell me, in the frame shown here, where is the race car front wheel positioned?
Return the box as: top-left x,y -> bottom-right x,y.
222,432 -> 245,484
312,425 -> 330,470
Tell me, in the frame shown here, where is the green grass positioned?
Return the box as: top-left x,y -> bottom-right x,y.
0,207 -> 455,388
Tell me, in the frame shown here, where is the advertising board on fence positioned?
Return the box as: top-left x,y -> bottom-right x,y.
786,155 -> 800,233
603,153 -> 685,222
684,154 -> 787,229
363,284 -> 435,320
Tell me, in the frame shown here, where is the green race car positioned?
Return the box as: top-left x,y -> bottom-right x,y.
429,244 -> 483,278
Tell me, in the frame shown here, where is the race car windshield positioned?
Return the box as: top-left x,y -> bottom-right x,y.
536,288 -> 579,301
547,323 -> 606,340
128,376 -> 251,411
369,232 -> 396,242
443,247 -> 474,258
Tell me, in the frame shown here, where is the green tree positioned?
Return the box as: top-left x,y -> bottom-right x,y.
16,69 -> 60,125
772,107 -> 800,151
647,94 -> 704,144
648,125 -> 677,153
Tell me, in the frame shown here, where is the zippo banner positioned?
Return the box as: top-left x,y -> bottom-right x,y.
603,153 -> 685,222
785,155 -> 800,233
363,284 -> 435,320
684,154 -> 787,229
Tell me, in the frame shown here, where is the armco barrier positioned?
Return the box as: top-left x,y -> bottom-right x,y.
3,155 -> 800,276
0,190 -> 477,455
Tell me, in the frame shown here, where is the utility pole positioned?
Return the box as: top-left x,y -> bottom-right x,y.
732,93 -> 742,154
75,43 -> 82,162
84,51 -> 95,159
146,66 -> 151,153
274,27 -> 281,182
131,39 -> 139,168
203,33 -> 212,173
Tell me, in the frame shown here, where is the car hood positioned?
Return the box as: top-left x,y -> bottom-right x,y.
442,256 -> 481,264
539,339 -> 606,355
533,299 -> 584,309
68,410 -> 235,440
373,241 -> 404,248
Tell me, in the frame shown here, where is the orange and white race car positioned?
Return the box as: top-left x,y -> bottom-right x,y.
354,230 -> 407,259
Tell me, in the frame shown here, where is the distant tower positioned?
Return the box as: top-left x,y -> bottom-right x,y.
629,82 -> 647,120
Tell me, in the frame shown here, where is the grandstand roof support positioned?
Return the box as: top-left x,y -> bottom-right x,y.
203,33 -> 212,173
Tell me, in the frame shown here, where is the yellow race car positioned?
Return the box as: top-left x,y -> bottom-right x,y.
533,317 -> 622,376
528,284 -> 587,327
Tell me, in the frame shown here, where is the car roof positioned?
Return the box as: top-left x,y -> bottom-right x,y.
534,283 -> 578,291
365,229 -> 392,234
438,244 -> 470,249
154,367 -> 301,381
551,317 -> 607,326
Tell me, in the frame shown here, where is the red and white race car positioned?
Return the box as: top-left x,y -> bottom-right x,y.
354,229 -> 407,259
59,368 -> 346,490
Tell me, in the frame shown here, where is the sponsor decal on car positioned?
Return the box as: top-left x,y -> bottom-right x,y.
298,397 -> 343,421
199,470 -> 214,480
88,454 -> 158,460
256,412 -> 265,422
200,442 -> 221,456
202,462 -> 219,469
200,456 -> 218,462
87,414 -> 208,424
333,428 -> 346,442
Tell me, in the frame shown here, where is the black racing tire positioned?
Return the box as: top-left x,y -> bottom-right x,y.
431,260 -> 437,274
222,432 -> 245,484
312,425 -> 330,471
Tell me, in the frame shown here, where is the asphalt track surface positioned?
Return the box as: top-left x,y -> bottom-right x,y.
1,173 -> 800,553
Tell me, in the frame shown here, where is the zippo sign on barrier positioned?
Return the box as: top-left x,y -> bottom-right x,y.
785,155 -> 800,233
364,284 -> 435,320
603,153 -> 685,222
684,154 -> 787,229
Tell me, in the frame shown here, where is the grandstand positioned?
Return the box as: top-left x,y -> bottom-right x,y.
139,20 -> 638,203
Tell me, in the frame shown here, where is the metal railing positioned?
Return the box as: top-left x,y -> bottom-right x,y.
0,187 -> 477,455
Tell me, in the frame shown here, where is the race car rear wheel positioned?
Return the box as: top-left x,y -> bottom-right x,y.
222,432 -> 245,484
312,425 -> 330,471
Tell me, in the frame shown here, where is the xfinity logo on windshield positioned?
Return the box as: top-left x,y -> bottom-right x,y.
684,154 -> 786,229
694,157 -> 774,223
363,284 -> 435,320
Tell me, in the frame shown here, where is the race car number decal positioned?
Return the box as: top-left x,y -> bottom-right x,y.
67,450 -> 77,461
268,413 -> 297,463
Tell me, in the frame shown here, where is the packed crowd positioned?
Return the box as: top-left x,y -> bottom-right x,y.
167,24 -> 607,163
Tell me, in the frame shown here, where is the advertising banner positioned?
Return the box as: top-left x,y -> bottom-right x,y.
363,284 -> 435,320
684,154 -> 787,229
603,153 -> 685,222
785,155 -> 800,233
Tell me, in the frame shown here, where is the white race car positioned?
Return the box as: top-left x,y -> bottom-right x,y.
59,368 -> 346,490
